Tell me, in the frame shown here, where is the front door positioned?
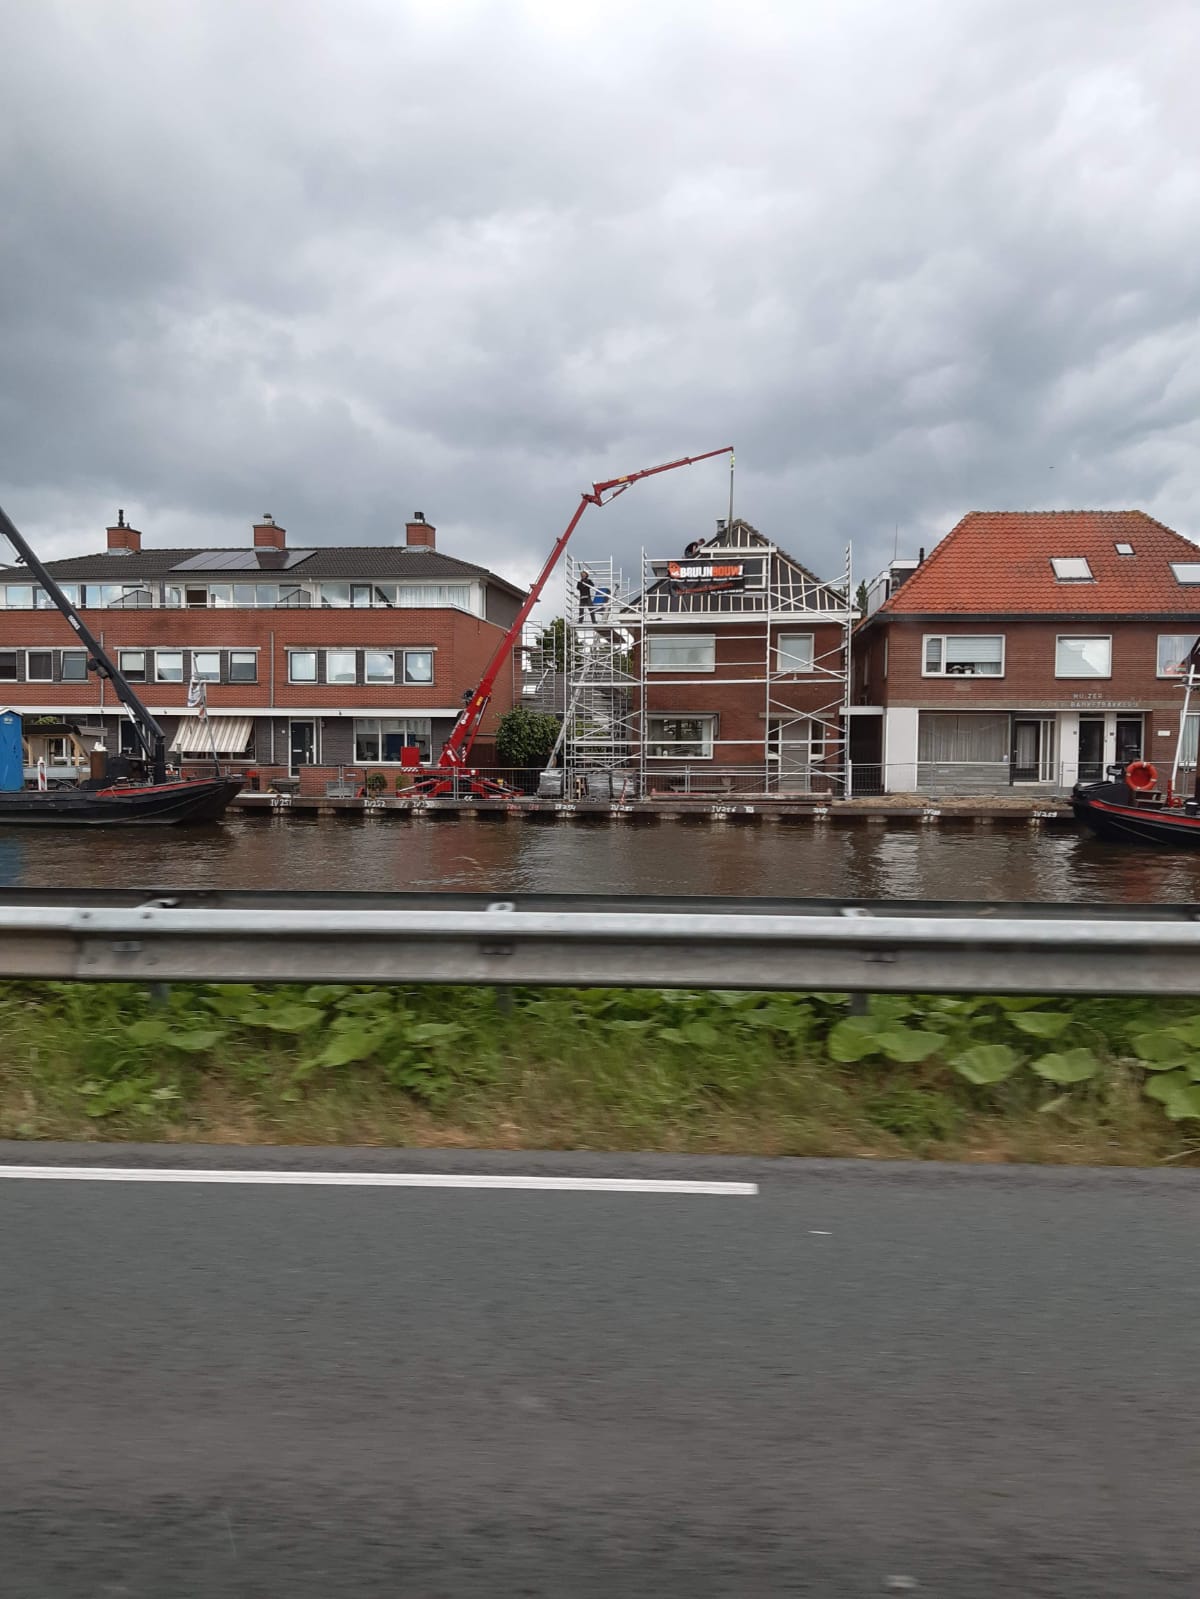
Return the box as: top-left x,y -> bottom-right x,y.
290,720 -> 316,772
1011,717 -> 1056,784
769,718 -> 818,793
1115,716 -> 1143,767
1078,716 -> 1105,783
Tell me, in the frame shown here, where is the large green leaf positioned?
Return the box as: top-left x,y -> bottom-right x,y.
876,1028 -> 948,1064
256,1005 -> 326,1033
317,1029 -> 386,1068
1131,1031 -> 1194,1068
826,1018 -> 882,1062
1011,1012 -> 1072,1040
1030,1048 -> 1099,1084
1163,1085 -> 1200,1120
166,1028 -> 229,1053
952,1044 -> 1020,1084
1143,1070 -> 1191,1104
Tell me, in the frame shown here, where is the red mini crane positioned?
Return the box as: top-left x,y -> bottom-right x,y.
410,445 -> 734,796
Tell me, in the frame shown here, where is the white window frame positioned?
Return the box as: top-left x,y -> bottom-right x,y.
364,650 -> 395,685
922,634 -> 1005,678
402,649 -> 434,684
228,650 -> 258,684
24,649 -> 54,682
1171,563 -> 1200,585
325,649 -> 358,685
4,585 -> 34,609
155,650 -> 184,683
60,650 -> 88,682
645,715 -> 716,759
775,633 -> 815,674
191,650 -> 221,683
1158,634 -> 1199,678
353,717 -> 434,763
1055,635 -> 1112,679
1050,557 -> 1093,582
288,650 -> 318,684
119,649 -> 148,682
646,634 -> 717,673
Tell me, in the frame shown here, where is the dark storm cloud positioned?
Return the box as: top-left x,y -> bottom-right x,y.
2,0 -> 1199,605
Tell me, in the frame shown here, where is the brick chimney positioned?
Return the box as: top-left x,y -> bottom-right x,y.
405,511 -> 436,549
106,509 -> 142,554
253,514 -> 286,551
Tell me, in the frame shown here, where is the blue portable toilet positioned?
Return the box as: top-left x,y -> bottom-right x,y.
0,708 -> 24,791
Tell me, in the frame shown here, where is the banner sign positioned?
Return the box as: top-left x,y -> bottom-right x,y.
665,558 -> 763,593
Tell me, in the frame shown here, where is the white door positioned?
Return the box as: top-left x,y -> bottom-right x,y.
769,718 -> 818,793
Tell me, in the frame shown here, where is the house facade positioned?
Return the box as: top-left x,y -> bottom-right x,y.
589,520 -> 855,793
0,512 -> 524,791
852,511 -> 1200,794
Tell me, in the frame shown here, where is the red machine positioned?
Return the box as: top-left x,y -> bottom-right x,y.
409,446 -> 734,796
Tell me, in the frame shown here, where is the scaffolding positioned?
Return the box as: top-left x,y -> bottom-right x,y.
553,523 -> 855,798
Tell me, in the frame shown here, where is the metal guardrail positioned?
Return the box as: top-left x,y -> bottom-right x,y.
0,893 -> 1196,993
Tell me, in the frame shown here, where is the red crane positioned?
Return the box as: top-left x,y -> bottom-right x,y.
412,445 -> 734,796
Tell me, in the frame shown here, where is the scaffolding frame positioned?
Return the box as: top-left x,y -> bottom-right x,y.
556,525 -> 855,798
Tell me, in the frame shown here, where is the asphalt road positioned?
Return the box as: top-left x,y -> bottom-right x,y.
2,1144 -> 1199,1597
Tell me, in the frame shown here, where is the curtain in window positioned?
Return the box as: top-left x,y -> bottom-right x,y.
918,713 -> 1009,762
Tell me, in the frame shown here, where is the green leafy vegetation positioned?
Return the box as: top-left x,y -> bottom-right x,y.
494,706 -> 562,768
1,983 -> 1199,1161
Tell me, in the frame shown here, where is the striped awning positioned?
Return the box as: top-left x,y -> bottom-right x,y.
170,716 -> 253,756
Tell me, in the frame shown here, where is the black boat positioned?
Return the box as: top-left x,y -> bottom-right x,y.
0,501 -> 242,826
1072,766 -> 1200,848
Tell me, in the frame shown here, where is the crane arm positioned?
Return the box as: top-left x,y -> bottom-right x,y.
438,446 -> 734,768
0,501 -> 168,781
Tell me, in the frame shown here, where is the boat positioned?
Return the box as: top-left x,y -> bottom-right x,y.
1072,638 -> 1200,847
0,501 -> 242,826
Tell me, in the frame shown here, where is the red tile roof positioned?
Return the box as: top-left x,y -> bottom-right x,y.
880,511 -> 1200,616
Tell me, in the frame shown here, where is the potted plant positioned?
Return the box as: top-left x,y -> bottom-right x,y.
365,770 -> 388,797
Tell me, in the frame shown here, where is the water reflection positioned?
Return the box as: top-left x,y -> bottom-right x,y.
1,816 -> 1199,903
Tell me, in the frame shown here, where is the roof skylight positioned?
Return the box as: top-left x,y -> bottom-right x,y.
1171,562 -> 1200,585
1114,542 -> 1134,555
1051,557 -> 1094,581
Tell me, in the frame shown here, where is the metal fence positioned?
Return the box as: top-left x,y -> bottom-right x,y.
0,894 -> 1197,994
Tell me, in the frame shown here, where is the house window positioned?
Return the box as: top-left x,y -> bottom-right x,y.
192,651 -> 221,682
1056,636 -> 1111,678
351,585 -> 374,608
320,584 -> 351,608
1182,713 -> 1199,768
0,651 -> 17,680
108,585 -> 153,608
156,650 -> 184,683
278,585 -> 311,608
4,585 -> 33,608
60,651 -> 88,682
25,651 -> 53,682
923,635 -> 1004,677
1157,635 -> 1199,678
353,717 -> 433,762
1115,542 -> 1134,556
364,650 -> 395,684
288,650 -> 317,684
187,586 -> 211,608
1171,563 -> 1200,585
402,649 -> 434,684
119,649 -> 147,682
1051,557 -> 1093,581
163,585 -> 183,607
776,633 -> 814,673
326,650 -> 357,684
918,712 -> 1010,763
646,716 -> 715,758
397,583 -> 472,610
646,635 -> 716,672
229,651 -> 258,684
119,721 -> 141,757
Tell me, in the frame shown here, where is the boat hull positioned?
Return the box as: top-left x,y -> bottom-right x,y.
0,777 -> 243,826
1072,778 -> 1200,848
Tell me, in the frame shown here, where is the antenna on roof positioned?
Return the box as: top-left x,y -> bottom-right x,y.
727,454 -> 735,531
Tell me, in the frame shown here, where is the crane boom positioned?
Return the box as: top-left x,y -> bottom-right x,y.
438,446 -> 734,770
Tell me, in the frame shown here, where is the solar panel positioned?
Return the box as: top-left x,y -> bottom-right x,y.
172,549 -> 316,572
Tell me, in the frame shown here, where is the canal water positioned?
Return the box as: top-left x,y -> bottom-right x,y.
0,818 -> 1198,903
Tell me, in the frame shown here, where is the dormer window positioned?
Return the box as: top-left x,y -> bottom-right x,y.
1051,557 -> 1093,581
1170,562 -> 1200,585
1115,542 -> 1134,555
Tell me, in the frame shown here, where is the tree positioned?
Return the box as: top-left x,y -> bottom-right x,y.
538,616 -> 566,672
495,707 -> 562,769
854,580 -> 869,616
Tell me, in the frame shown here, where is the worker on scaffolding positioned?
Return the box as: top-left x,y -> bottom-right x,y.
577,568 -> 596,622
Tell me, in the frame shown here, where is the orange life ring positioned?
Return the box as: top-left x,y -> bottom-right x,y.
1126,760 -> 1157,791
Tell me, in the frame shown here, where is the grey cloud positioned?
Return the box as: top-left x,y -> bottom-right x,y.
2,0 -> 1199,605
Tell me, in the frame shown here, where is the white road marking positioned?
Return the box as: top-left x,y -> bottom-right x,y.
0,1165 -> 757,1195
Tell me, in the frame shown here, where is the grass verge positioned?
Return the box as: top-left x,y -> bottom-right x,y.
1,981 -> 1199,1164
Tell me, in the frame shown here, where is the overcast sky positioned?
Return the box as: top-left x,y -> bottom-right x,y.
2,0 -> 1199,611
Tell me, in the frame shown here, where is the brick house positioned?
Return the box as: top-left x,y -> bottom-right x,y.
627,520 -> 854,792
851,511 -> 1200,794
0,512 -> 524,792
